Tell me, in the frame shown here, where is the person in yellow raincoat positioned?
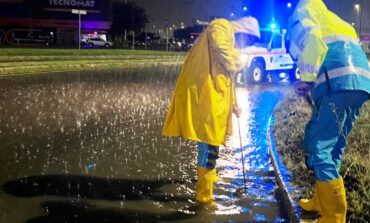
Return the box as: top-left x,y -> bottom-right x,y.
162,16 -> 260,204
287,0 -> 370,222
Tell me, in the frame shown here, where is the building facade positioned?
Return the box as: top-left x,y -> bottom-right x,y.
0,0 -> 111,46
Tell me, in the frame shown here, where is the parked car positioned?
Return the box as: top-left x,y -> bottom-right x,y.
86,37 -> 113,48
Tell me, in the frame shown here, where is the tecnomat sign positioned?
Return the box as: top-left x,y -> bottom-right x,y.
47,0 -> 97,9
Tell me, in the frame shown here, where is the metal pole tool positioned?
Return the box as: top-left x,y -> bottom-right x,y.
232,80 -> 248,195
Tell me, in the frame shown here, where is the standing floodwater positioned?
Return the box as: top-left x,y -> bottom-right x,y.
0,67 -> 290,222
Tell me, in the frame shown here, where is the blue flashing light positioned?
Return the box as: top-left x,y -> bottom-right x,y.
243,6 -> 248,11
287,2 -> 292,8
267,18 -> 279,30
269,22 -> 278,30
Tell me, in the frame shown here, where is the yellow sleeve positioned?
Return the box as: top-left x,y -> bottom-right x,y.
208,19 -> 241,76
299,31 -> 328,82
293,14 -> 328,82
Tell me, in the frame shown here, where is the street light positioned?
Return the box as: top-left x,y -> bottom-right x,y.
165,20 -> 169,52
72,9 -> 87,50
354,3 -> 362,36
145,23 -> 148,50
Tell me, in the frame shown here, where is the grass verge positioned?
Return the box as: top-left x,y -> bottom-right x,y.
0,48 -> 183,56
0,48 -> 185,76
273,93 -> 370,222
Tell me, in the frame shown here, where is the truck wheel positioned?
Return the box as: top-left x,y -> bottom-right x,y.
289,66 -> 301,82
246,61 -> 265,85
235,71 -> 245,87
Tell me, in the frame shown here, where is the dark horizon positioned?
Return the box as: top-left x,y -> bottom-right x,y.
133,0 -> 369,34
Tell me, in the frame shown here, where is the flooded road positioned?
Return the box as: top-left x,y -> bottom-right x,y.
0,67 -> 293,223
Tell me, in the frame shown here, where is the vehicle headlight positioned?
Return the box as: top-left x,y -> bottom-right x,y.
240,54 -> 249,63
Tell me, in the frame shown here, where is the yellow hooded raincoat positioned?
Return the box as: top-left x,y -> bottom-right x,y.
162,18 -> 259,146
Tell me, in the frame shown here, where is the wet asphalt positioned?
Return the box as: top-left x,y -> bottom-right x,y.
0,68 -> 293,223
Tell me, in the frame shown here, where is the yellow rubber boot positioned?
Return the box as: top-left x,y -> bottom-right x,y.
196,166 -> 219,204
317,177 -> 347,223
299,183 -> 321,212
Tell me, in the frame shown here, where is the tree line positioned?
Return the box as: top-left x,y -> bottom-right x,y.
109,0 -> 203,44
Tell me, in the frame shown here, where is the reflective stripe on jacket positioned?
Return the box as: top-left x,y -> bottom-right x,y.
288,0 -> 370,100
313,35 -> 370,99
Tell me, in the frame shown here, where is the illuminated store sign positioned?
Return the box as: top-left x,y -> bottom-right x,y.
47,0 -> 97,9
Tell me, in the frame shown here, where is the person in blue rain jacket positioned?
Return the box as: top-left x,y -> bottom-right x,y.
287,0 -> 370,222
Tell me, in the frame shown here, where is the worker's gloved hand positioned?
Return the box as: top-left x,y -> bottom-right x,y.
232,105 -> 242,118
294,81 -> 313,97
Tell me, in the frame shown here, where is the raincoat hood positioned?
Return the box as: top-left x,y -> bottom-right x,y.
287,0 -> 327,47
231,17 -> 260,38
288,0 -> 327,26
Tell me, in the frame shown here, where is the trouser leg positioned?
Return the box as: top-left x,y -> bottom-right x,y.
303,95 -> 341,181
331,94 -> 364,170
303,91 -> 368,181
197,142 -> 219,169
303,91 -> 368,221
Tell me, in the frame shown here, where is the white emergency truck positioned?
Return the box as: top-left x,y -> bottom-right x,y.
236,28 -> 300,85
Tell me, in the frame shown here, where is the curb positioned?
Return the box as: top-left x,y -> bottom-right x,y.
267,115 -> 301,223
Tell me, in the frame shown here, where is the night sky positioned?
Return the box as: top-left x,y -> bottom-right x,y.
134,0 -> 244,31
132,0 -> 370,34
